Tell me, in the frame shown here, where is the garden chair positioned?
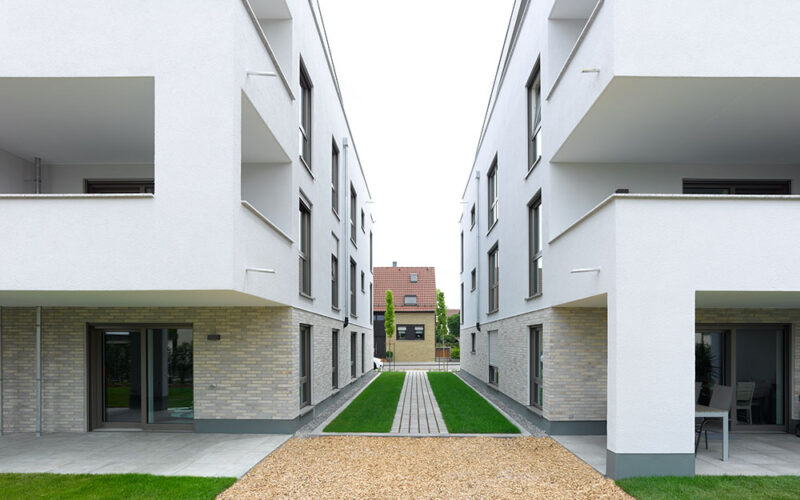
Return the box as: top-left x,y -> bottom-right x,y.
736,381 -> 755,425
696,384 -> 734,453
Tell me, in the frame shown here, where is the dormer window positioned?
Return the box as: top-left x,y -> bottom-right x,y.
410,273 -> 418,283
404,295 -> 417,306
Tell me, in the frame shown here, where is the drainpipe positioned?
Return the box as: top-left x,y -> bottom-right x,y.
0,306 -> 3,436
342,138 -> 350,324
474,170 -> 481,328
35,306 -> 42,437
34,157 -> 42,194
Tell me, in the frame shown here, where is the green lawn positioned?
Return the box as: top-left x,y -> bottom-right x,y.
0,473 -> 235,500
324,372 -> 405,432
427,372 -> 519,434
617,475 -> 800,500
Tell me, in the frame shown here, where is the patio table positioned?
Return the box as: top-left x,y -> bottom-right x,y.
696,404 -> 728,461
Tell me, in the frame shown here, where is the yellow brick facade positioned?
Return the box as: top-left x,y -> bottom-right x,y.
389,311 -> 436,362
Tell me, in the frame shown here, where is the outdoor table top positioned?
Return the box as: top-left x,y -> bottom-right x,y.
696,404 -> 728,415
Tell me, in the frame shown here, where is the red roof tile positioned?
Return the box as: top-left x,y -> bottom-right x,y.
373,266 -> 437,312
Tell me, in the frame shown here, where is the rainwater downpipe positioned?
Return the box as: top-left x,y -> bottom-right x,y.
474,170 -> 481,328
35,306 -> 42,437
34,157 -> 42,194
342,137 -> 350,324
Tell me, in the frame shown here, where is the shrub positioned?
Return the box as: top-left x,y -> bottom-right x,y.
450,346 -> 460,360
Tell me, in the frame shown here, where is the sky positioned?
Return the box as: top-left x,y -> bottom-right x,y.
318,0 -> 514,309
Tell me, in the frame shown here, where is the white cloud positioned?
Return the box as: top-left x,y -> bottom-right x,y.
318,0 -> 514,309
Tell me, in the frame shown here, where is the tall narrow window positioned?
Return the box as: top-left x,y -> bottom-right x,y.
369,283 -> 373,324
350,259 -> 357,316
299,200 -> 311,296
331,330 -> 339,389
528,193 -> 543,296
460,283 -> 465,325
460,231 -> 464,272
470,204 -> 476,229
299,64 -> 312,169
350,184 -> 357,243
488,330 -> 499,386
361,333 -> 365,374
369,231 -> 373,271
300,325 -> 311,407
471,269 -> 476,291
530,326 -> 543,407
331,236 -> 339,309
527,63 -> 542,170
361,209 -> 365,232
487,159 -> 498,227
471,332 -> 476,353
350,332 -> 357,378
331,141 -> 339,214
488,245 -> 499,313
361,271 -> 365,292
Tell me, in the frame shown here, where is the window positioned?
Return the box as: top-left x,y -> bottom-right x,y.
350,259 -> 357,316
528,193 -> 543,296
460,232 -> 464,272
361,271 -> 365,292
488,330 -> 498,386
369,232 -> 373,271
361,333 -> 365,374
361,209 -> 365,232
85,179 -> 154,194
331,330 -> 339,389
300,325 -> 311,407
470,332 -> 476,353
530,326 -> 543,407
470,204 -> 476,229
299,64 -> 312,169
299,200 -> 311,296
460,283 -> 464,325
488,245 -> 499,313
471,269 -> 476,291
350,184 -> 357,243
331,141 -> 340,214
410,273 -> 418,283
350,332 -> 356,378
397,324 -> 424,340
682,179 -> 791,194
487,159 -> 498,227
369,284 -> 373,324
527,63 -> 542,170
331,236 -> 339,309
404,295 -> 417,306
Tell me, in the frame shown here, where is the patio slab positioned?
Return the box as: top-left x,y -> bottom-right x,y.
555,433 -> 800,476
0,432 -> 290,477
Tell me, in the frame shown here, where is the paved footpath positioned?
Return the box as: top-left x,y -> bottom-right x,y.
391,370 -> 447,435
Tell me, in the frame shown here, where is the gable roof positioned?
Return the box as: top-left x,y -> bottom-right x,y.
373,266 -> 437,312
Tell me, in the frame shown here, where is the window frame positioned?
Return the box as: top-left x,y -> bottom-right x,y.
682,179 -> 791,194
530,325 -> 543,408
299,324 -> 311,407
84,179 -> 154,194
350,184 -> 357,245
299,199 -> 312,297
471,268 -> 476,292
299,61 -> 313,171
470,332 -> 476,353
470,204 -> 476,229
526,59 -> 542,173
361,270 -> 365,292
403,295 -> 418,306
331,235 -> 339,310
331,139 -> 340,216
488,243 -> 499,314
528,191 -> 543,298
349,258 -> 357,317
487,157 -> 499,230
396,324 -> 425,341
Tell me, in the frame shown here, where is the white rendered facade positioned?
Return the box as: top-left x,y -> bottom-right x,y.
459,0 -> 800,478
0,0 -> 374,433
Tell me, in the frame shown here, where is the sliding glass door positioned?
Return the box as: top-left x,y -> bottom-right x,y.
91,325 -> 193,430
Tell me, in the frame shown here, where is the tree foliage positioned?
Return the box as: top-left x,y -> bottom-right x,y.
435,289 -> 448,344
384,289 -> 395,340
447,313 -> 460,339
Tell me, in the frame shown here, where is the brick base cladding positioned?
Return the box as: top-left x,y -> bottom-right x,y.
461,306 -> 800,425
0,306 -> 373,433
460,307 -> 607,423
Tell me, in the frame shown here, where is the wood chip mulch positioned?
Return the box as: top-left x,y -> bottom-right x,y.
217,436 -> 631,499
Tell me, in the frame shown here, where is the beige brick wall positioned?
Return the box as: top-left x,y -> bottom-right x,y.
0,306 -> 373,433
390,311 -> 435,362
461,307 -> 607,422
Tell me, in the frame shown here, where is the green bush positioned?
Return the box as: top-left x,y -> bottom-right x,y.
450,346 -> 460,359
385,351 -> 393,360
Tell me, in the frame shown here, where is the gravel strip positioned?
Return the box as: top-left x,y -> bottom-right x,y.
217,436 -> 630,499
456,371 -> 547,437
294,370 -> 378,437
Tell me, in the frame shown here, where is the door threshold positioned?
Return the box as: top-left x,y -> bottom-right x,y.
92,428 -> 143,432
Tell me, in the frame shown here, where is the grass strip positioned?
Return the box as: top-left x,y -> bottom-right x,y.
0,473 -> 235,500
324,372 -> 406,432
617,475 -> 800,500
427,372 -> 519,433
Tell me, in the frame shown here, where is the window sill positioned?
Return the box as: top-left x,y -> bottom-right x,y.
396,338 -> 425,342
350,238 -> 358,249
470,223 -> 475,231
299,404 -> 314,417
486,220 -> 498,236
331,306 -> 341,312
526,404 -> 543,417
525,293 -> 543,301
299,292 -> 314,301
487,309 -> 498,316
470,351 -> 476,355
299,157 -> 314,180
350,313 -> 358,319
471,287 -> 476,293
525,156 -> 542,180
332,209 -> 340,221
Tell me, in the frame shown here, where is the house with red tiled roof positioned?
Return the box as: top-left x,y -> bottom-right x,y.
372,265 -> 436,362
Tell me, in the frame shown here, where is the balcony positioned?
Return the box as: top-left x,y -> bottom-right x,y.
546,0 -> 800,164
549,194 -> 800,308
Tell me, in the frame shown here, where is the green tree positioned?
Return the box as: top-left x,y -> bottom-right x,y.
435,289 -> 448,344
447,313 -> 460,341
384,290 -> 395,360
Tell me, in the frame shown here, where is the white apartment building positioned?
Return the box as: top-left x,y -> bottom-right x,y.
459,0 -> 800,478
0,0 -> 374,434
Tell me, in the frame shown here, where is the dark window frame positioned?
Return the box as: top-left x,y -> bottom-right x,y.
682,179 -> 791,195
530,325 -> 543,408
396,324 -> 425,341
470,332 -> 476,353
331,329 -> 339,389
403,295 -> 417,306
528,191 -> 543,297
331,139 -> 340,215
85,179 -> 154,194
300,325 -> 311,407
299,61 -> 313,170
526,59 -> 542,172
471,268 -> 476,291
488,243 -> 499,313
487,157 -> 498,228
299,199 -> 312,297
350,184 -> 357,244
349,258 -> 357,317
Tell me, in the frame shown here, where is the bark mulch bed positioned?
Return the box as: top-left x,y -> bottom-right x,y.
217,436 -> 630,499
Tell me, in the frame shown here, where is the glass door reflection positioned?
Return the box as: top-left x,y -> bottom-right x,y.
103,330 -> 142,423
147,328 -> 194,424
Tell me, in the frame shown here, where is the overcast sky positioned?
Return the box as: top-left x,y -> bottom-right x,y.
318,0 -> 514,309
